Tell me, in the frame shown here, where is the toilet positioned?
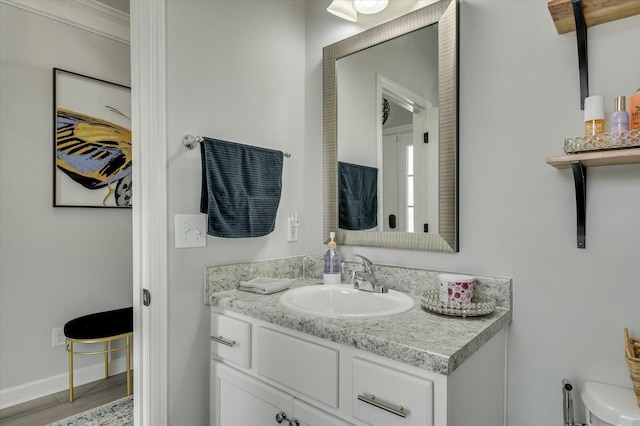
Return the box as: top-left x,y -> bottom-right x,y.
582,381 -> 640,426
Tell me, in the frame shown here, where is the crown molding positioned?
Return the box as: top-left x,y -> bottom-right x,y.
0,0 -> 129,44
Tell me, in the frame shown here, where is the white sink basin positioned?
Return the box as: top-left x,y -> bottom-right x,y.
279,284 -> 414,319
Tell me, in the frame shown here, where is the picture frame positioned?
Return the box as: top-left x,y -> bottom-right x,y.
53,68 -> 132,208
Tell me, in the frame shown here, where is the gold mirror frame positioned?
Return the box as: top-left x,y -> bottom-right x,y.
323,0 -> 458,252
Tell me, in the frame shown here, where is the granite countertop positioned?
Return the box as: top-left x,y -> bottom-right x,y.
209,277 -> 512,376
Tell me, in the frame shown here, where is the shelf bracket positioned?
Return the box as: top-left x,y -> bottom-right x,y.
570,161 -> 586,249
572,0 -> 589,109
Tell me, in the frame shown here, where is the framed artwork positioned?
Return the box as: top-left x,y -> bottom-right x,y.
53,68 -> 132,207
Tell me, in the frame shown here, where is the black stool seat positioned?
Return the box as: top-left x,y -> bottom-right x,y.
63,306 -> 133,402
64,307 -> 133,340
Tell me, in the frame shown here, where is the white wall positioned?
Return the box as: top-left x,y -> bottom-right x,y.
0,2 -> 132,401
165,1 -> 306,423
306,1 -> 640,425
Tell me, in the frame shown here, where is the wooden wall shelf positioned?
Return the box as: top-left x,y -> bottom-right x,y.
547,146 -> 640,249
547,1 -> 640,248
548,0 -> 640,34
546,147 -> 640,168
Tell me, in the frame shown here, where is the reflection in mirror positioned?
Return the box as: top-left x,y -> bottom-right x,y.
338,161 -> 378,230
380,80 -> 439,235
337,24 -> 438,234
323,0 -> 458,252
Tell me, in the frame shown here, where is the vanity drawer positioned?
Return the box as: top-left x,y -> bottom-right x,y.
352,357 -> 433,426
256,327 -> 339,408
210,312 -> 251,368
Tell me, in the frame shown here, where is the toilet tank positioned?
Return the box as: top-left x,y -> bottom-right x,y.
582,381 -> 640,426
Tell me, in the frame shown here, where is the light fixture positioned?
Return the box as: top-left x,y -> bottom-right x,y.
326,0 -> 358,22
353,0 -> 389,14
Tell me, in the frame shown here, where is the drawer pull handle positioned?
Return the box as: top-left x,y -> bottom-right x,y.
210,335 -> 236,347
357,393 -> 408,418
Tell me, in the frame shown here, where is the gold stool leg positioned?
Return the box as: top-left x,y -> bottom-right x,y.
104,341 -> 109,379
68,341 -> 74,403
126,334 -> 131,396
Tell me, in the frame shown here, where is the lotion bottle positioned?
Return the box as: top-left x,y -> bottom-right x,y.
323,232 -> 342,285
610,96 -> 629,134
584,95 -> 605,136
630,89 -> 640,131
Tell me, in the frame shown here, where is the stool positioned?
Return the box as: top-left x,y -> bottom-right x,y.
64,307 -> 133,402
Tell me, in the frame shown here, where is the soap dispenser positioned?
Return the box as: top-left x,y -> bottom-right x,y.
323,232 -> 342,285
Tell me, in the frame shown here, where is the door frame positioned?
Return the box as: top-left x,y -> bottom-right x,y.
376,74 -> 429,233
130,1 -> 168,424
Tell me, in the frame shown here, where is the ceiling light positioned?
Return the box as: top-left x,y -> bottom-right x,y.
327,0 -> 358,22
353,0 -> 389,14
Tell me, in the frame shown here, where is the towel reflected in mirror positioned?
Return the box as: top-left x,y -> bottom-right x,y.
338,161 -> 378,231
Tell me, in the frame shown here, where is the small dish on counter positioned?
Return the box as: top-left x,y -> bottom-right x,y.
421,289 -> 496,318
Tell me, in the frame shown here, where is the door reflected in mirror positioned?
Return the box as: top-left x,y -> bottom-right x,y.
381,95 -> 440,235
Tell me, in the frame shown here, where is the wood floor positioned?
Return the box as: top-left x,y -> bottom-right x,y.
0,372 -> 131,426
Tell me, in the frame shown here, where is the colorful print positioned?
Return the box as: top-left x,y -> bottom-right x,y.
56,108 -> 132,207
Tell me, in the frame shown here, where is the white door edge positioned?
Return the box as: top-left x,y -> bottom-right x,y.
130,1 -> 168,425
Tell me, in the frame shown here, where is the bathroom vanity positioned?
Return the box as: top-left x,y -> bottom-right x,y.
206,259 -> 512,426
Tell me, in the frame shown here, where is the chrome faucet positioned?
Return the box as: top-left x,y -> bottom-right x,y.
351,254 -> 387,293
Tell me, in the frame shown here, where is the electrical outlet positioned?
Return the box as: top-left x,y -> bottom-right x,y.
52,327 -> 66,347
287,209 -> 299,242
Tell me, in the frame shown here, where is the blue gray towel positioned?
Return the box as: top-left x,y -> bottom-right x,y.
338,161 -> 378,230
200,137 -> 283,238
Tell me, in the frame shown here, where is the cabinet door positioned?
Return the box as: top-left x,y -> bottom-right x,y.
293,399 -> 353,426
212,362 -> 292,426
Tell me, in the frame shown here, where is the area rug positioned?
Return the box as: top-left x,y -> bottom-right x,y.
47,395 -> 132,426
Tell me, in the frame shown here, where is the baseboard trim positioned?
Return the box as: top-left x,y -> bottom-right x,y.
0,357 -> 132,410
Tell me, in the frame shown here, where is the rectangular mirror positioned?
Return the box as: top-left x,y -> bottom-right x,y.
323,0 -> 458,252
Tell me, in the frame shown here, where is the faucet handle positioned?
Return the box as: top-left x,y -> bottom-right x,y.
353,253 -> 374,273
353,253 -> 371,263
352,254 -> 383,292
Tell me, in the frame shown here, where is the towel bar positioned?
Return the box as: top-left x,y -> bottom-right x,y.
182,134 -> 291,158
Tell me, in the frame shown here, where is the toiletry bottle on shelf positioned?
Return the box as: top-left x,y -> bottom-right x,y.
584,95 -> 605,136
630,89 -> 640,131
610,96 -> 629,134
323,232 -> 341,285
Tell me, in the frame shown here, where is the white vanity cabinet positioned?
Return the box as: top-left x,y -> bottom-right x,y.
210,308 -> 507,426
212,362 -> 350,426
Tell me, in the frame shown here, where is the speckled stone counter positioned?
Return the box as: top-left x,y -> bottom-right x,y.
206,256 -> 512,376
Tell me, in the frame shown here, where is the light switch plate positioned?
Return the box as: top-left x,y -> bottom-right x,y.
175,214 -> 207,248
